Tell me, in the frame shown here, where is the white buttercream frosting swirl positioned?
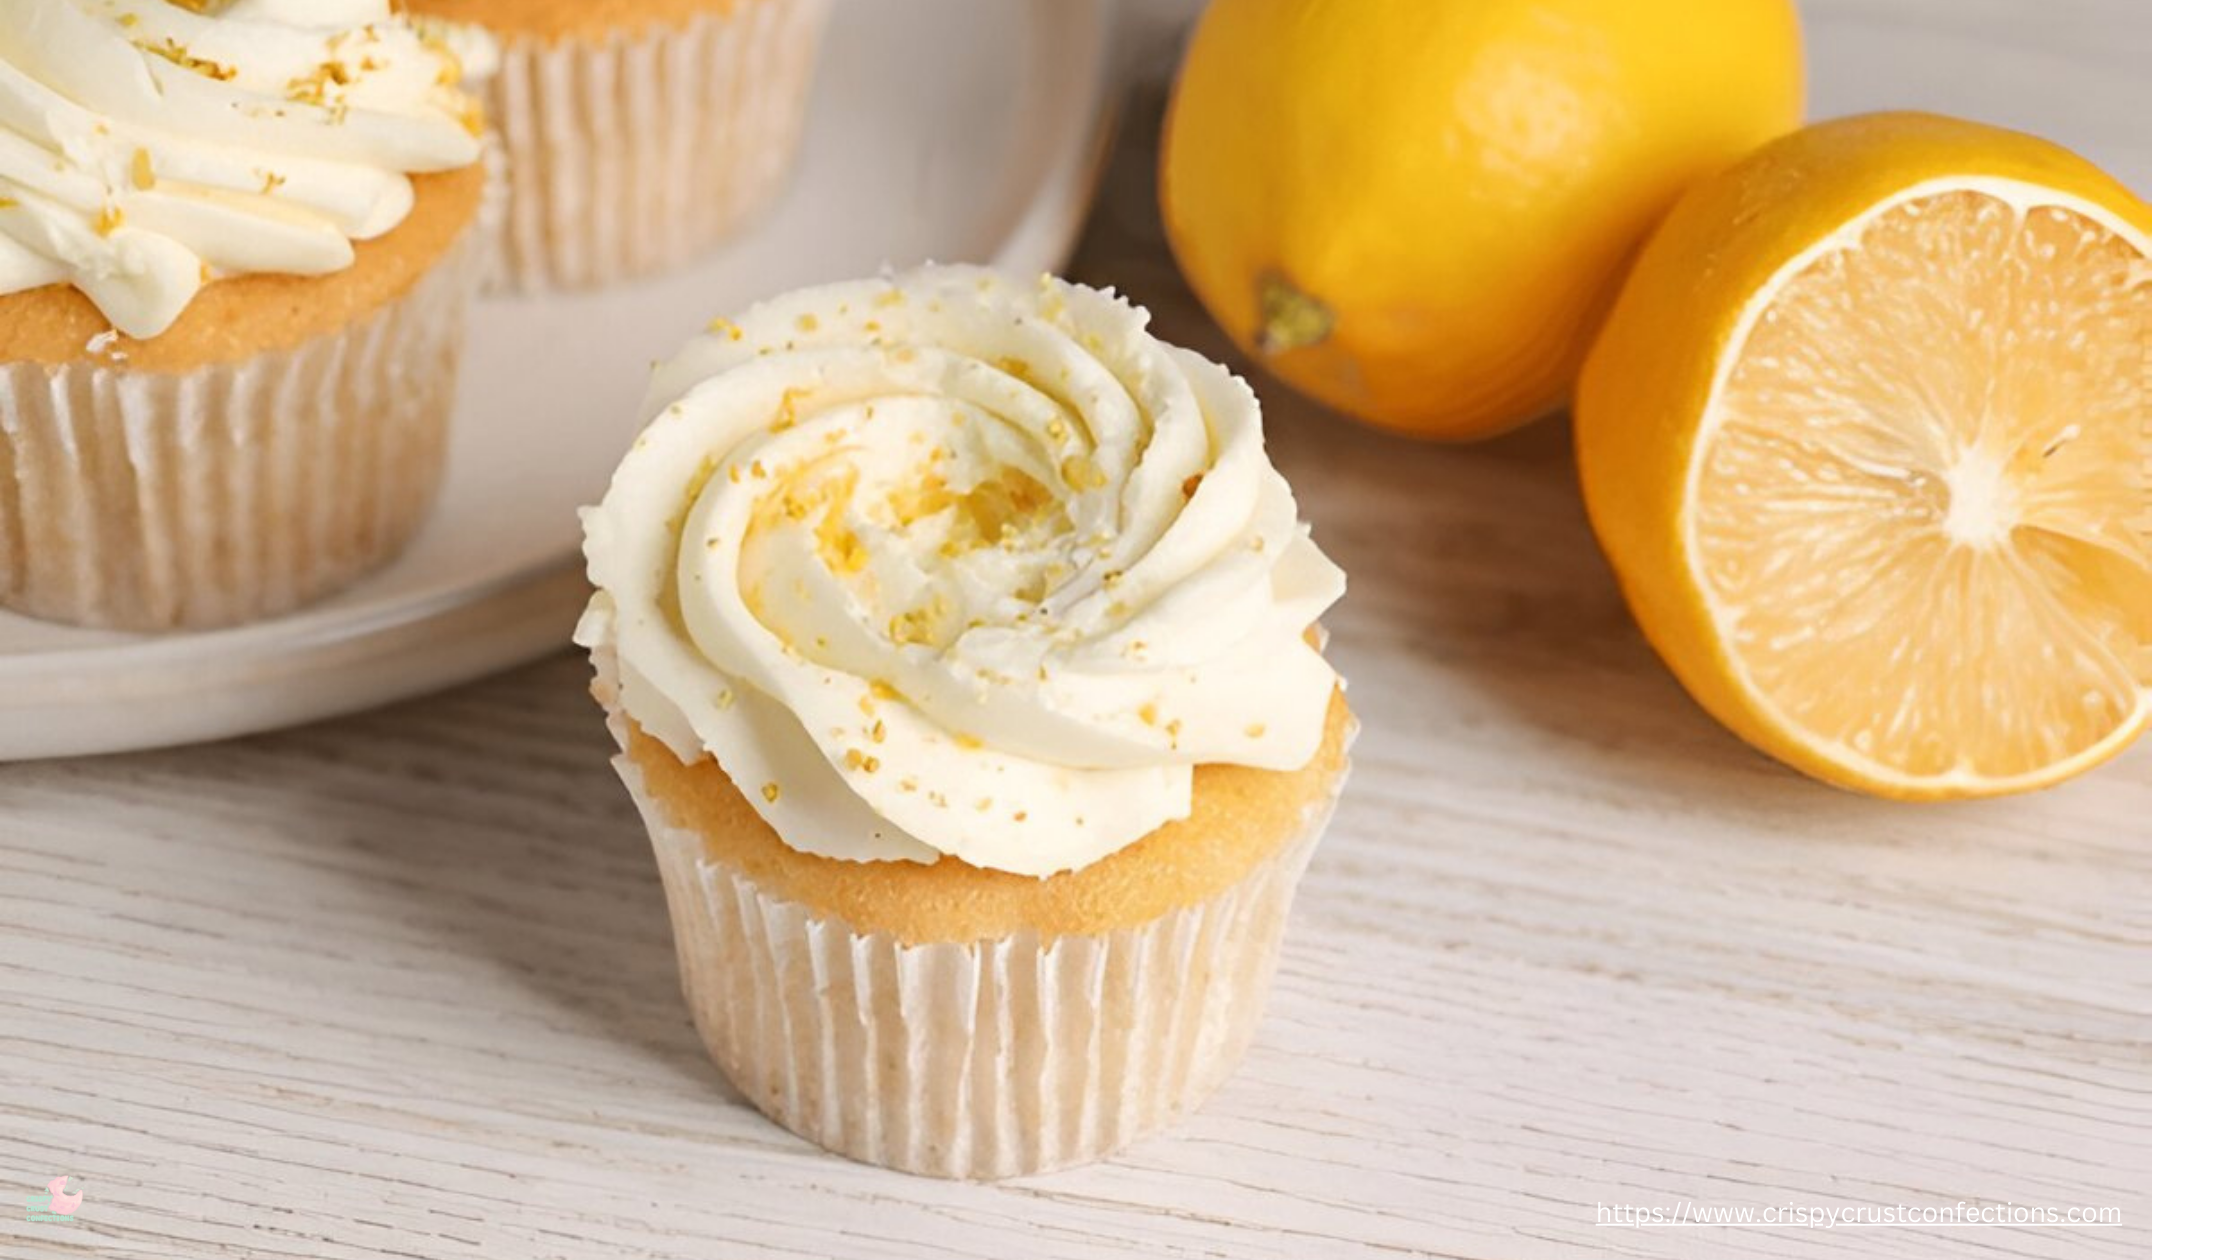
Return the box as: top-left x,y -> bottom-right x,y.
0,0 -> 490,338
579,267 -> 1347,878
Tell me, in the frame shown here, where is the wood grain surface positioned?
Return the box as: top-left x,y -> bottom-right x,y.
0,3 -> 2151,1257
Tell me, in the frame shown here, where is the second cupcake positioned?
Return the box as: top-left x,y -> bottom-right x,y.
0,0 -> 493,630
405,0 -> 832,292
579,265 -> 1353,1178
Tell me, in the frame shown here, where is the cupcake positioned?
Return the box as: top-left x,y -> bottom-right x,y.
0,0 -> 493,631
404,0 -> 830,293
578,265 -> 1353,1178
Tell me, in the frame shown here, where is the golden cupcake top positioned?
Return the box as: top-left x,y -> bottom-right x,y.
0,0 -> 491,339
579,265 -> 1348,878
403,0 -> 748,43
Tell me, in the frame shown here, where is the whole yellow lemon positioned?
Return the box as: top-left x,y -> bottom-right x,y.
1161,0 -> 1806,440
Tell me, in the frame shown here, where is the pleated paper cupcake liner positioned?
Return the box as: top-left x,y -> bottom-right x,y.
614,745 -> 1341,1180
483,0 -> 832,294
0,210 -> 491,632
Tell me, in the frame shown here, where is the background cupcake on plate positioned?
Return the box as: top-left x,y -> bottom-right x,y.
404,0 -> 831,293
579,265 -> 1353,1179
0,0 -> 493,631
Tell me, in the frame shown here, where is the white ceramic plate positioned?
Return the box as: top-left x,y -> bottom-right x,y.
0,0 -> 1116,761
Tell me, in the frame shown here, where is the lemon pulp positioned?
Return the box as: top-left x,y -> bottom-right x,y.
1692,185 -> 2151,788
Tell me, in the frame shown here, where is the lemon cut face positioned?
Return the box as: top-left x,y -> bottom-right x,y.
1691,183 -> 2151,792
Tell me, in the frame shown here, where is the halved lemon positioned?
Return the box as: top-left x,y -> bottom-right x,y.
1576,112 -> 2150,798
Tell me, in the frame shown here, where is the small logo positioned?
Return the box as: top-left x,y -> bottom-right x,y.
25,1176 -> 82,1225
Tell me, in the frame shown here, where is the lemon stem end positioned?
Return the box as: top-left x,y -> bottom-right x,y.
1255,273 -> 1334,356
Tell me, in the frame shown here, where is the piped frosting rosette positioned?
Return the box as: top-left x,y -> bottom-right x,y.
0,0 -> 490,338
580,267 -> 1347,878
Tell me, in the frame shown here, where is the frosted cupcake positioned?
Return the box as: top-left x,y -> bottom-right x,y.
405,0 -> 830,292
0,0 -> 492,631
579,265 -> 1352,1178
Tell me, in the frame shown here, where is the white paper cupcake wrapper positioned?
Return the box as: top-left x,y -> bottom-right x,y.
602,695 -> 1347,1180
0,211 -> 489,631
485,0 -> 832,293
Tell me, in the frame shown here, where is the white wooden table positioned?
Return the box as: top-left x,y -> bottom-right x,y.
0,4 -> 2151,1257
